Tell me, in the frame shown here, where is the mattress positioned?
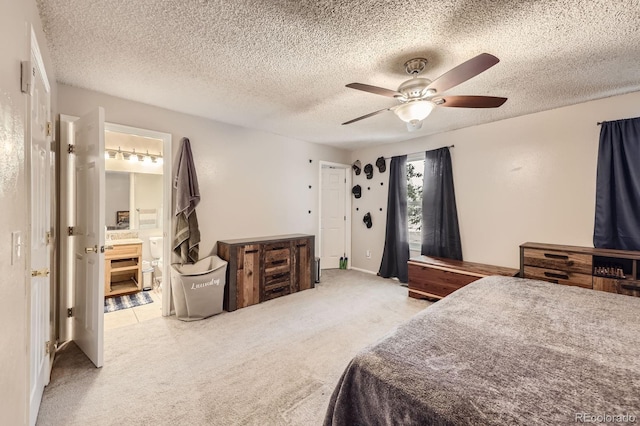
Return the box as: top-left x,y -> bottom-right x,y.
324,275 -> 640,425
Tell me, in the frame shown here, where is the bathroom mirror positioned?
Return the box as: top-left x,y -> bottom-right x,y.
105,171 -> 130,230
105,171 -> 163,230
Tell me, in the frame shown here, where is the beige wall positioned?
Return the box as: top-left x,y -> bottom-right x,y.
57,84 -> 350,259
350,90 -> 640,273
0,0 -> 57,423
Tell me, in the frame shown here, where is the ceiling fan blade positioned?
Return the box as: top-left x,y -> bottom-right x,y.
346,83 -> 401,98
426,53 -> 500,94
436,95 -> 507,108
342,107 -> 392,125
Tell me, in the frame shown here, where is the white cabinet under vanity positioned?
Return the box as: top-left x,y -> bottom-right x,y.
105,239 -> 143,297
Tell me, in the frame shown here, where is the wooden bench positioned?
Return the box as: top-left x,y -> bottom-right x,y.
408,255 -> 520,300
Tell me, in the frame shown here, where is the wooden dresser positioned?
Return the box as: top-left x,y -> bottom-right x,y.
217,234 -> 315,311
104,241 -> 142,297
520,242 -> 640,297
408,255 -> 519,300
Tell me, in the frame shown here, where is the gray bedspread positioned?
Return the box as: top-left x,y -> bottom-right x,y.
324,276 -> 640,425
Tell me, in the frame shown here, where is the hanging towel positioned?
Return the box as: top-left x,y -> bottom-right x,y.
172,137 -> 201,264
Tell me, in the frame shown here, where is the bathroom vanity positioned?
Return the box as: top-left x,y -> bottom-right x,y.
105,239 -> 143,297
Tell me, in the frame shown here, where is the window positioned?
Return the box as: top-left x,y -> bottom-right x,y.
407,153 -> 425,252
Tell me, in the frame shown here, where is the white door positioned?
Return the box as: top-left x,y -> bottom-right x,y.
28,46 -> 51,425
321,167 -> 346,269
72,108 -> 106,368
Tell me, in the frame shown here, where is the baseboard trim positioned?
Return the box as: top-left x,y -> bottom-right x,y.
350,267 -> 378,275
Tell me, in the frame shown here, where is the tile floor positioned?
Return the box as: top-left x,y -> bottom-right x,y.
104,287 -> 163,330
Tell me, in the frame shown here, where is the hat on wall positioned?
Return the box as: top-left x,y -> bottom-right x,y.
376,156 -> 386,173
352,184 -> 362,199
364,163 -> 374,179
352,160 -> 362,175
363,212 -> 372,229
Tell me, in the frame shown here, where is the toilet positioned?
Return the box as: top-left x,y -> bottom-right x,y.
149,236 -> 164,286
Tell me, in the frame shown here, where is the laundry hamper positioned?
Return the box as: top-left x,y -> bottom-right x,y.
170,255 -> 227,321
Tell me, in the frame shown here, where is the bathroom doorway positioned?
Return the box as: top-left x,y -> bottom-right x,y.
102,123 -> 172,331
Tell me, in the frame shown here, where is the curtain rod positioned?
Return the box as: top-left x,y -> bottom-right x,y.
383,145 -> 455,160
597,122 -> 603,126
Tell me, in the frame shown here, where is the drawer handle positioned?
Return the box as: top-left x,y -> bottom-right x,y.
270,259 -> 287,265
270,287 -> 286,294
544,271 -> 569,280
271,273 -> 288,280
296,244 -> 306,248
544,253 -> 569,260
621,283 -> 640,291
270,246 -> 286,250
245,249 -> 259,254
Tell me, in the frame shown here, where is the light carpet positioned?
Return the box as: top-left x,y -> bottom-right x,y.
37,270 -> 430,426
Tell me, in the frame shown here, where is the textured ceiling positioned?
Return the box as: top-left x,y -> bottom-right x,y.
37,0 -> 640,150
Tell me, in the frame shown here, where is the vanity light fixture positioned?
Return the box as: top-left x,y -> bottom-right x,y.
105,147 -> 163,164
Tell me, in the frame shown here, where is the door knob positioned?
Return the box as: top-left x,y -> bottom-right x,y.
31,268 -> 50,277
85,245 -> 98,253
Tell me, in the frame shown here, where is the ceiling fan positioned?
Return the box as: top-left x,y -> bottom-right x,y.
342,53 -> 507,131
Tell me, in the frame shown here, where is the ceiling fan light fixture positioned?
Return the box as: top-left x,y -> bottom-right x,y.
394,101 -> 434,124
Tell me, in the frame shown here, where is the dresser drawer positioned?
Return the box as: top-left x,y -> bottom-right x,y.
263,274 -> 291,301
523,266 -> 593,288
522,248 -> 592,274
264,244 -> 291,276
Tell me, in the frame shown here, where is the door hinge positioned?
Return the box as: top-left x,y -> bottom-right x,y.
31,268 -> 50,278
46,231 -> 52,245
20,61 -> 33,94
68,226 -> 75,236
67,308 -> 73,318
45,340 -> 53,354
46,121 -> 52,136
344,215 -> 346,221
67,144 -> 75,154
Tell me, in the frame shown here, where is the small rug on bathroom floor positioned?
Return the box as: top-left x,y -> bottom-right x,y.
104,292 -> 153,313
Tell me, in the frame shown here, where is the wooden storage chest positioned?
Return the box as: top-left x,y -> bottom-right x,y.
408,255 -> 519,300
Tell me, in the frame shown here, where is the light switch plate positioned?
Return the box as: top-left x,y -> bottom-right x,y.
11,231 -> 22,265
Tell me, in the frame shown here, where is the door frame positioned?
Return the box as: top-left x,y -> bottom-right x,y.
26,24 -> 52,426
104,122 -> 172,317
318,161 -> 352,270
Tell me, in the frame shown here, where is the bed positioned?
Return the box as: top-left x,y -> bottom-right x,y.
324,276 -> 640,425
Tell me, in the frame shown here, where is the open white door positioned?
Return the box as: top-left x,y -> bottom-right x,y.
28,27 -> 52,425
72,108 -> 105,368
321,166 -> 347,269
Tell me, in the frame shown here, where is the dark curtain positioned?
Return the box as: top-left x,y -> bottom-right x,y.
379,155 -> 410,283
594,117 -> 640,250
421,147 -> 462,260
